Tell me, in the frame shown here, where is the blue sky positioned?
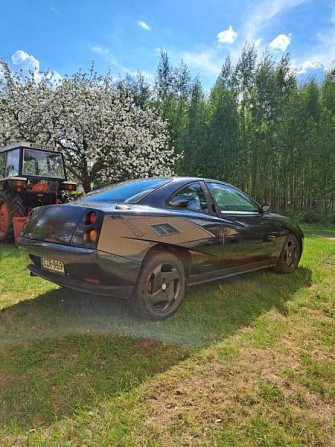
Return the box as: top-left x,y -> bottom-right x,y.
1,0 -> 334,88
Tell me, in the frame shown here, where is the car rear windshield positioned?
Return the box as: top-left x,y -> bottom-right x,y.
22,149 -> 65,178
79,178 -> 169,203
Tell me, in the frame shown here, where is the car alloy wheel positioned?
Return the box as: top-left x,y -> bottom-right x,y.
130,252 -> 186,320
146,263 -> 182,311
284,239 -> 299,268
275,234 -> 301,273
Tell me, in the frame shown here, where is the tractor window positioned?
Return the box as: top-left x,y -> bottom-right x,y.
0,153 -> 6,179
23,149 -> 65,178
5,150 -> 20,177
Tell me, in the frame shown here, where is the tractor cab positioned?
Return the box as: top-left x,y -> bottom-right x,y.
0,142 -> 76,242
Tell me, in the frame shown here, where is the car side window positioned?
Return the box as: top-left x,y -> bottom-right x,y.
168,182 -> 208,213
207,182 -> 259,214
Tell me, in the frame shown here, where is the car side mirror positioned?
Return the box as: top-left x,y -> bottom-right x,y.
261,203 -> 271,213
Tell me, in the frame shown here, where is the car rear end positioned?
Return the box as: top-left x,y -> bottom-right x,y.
19,204 -> 140,298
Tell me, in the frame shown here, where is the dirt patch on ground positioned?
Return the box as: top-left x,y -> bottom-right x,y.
136,310 -> 335,446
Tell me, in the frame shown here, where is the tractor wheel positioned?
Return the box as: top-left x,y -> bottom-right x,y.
0,190 -> 25,243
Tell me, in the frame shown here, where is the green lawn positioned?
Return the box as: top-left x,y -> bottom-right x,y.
0,225 -> 334,446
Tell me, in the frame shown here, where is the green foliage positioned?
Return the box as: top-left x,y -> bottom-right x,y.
151,49 -> 335,215
302,210 -> 320,223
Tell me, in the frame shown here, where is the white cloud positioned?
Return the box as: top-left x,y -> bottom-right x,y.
137,20 -> 151,31
175,2 -> 301,79
223,0 -> 307,65
217,25 -> 237,44
9,50 -> 62,83
269,33 -> 292,51
160,0 -> 312,82
293,27 -> 335,75
296,60 -> 325,74
181,49 -> 222,76
244,0 -> 307,41
290,3 -> 335,75
11,50 -> 40,74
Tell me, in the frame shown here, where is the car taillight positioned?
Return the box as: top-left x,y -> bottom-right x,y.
84,228 -> 99,243
71,209 -> 102,248
84,212 -> 97,225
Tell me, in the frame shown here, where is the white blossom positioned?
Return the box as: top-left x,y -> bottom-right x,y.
0,61 -> 177,191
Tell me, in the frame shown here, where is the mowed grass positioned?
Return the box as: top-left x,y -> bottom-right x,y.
0,225 -> 334,446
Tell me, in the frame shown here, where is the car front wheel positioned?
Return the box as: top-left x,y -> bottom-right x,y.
275,234 -> 301,273
130,252 -> 186,320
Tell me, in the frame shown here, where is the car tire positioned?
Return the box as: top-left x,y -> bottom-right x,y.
130,251 -> 186,320
0,190 -> 25,243
275,234 -> 301,274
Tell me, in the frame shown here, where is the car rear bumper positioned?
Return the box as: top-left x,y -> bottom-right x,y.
27,264 -> 134,298
19,237 -> 140,298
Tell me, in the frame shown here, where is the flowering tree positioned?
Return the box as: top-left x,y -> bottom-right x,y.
0,61 -> 176,191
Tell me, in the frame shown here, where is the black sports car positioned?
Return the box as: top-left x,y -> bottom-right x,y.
19,177 -> 303,320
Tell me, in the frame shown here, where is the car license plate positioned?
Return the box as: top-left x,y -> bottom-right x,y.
42,258 -> 65,274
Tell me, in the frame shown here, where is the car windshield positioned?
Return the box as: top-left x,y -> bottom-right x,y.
22,149 -> 65,178
78,178 -> 169,203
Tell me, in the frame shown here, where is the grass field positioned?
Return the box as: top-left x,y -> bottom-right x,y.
0,225 -> 334,446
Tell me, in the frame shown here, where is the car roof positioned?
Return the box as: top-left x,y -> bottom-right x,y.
116,176 -> 237,192
0,141 -> 62,154
167,176 -> 234,188
137,176 -> 242,208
